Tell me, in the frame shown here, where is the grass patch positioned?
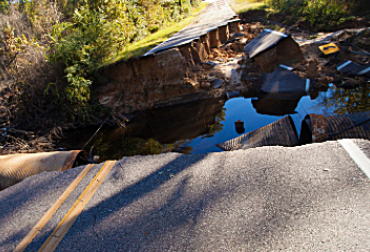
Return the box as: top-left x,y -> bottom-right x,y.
229,0 -> 267,14
104,3 -> 207,65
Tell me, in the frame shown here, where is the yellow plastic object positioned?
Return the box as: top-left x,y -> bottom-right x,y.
0,151 -> 82,190
319,42 -> 340,55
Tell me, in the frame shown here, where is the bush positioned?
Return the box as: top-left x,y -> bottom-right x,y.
265,0 -> 352,28
0,0 -> 9,14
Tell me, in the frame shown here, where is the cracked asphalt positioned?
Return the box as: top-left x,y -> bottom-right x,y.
1,140 -> 370,251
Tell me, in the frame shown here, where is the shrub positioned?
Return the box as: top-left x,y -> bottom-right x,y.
265,0 -> 352,28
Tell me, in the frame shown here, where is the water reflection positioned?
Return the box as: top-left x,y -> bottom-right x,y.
252,97 -> 300,116
320,84 -> 370,115
62,84 -> 370,160
62,98 -> 225,160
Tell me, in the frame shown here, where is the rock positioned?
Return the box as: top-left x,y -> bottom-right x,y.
213,79 -> 225,88
201,82 -> 212,90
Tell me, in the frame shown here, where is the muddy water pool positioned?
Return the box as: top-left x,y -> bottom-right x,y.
61,84 -> 370,162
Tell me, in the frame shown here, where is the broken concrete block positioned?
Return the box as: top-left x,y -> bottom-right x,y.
245,29 -> 304,72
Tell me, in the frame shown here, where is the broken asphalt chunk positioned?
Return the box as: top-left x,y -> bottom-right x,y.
335,61 -> 370,78
213,79 -> 225,88
244,29 -> 304,72
335,60 -> 361,74
216,116 -> 298,151
244,29 -> 288,58
356,63 -> 370,77
261,68 -> 311,98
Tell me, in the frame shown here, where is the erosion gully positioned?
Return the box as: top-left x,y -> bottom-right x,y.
61,83 -> 370,162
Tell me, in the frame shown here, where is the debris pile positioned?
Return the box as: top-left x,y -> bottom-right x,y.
238,24 -> 370,97
216,24 -> 370,150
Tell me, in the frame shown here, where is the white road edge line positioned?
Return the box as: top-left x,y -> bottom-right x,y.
338,139 -> 370,179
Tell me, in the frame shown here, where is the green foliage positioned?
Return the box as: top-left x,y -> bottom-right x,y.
47,0 -> 202,122
304,0 -> 344,26
264,0 -> 351,29
322,85 -> 370,115
1,0 -> 203,124
48,0 -> 128,121
0,0 -> 9,14
203,108 -> 226,138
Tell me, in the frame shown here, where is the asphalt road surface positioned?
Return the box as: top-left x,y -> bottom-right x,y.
144,0 -> 236,56
1,140 -> 370,251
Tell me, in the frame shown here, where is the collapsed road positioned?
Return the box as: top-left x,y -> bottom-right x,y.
2,1 -> 370,251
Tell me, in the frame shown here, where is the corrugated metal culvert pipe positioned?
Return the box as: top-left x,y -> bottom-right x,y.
0,150 -> 82,190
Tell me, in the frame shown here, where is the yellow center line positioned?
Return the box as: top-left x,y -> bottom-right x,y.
14,164 -> 96,252
38,160 -> 117,252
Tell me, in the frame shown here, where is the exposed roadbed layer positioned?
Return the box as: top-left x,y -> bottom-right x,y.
1,141 -> 370,251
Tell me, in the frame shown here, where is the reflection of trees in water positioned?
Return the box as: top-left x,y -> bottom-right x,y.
168,140 -> 193,154
322,84 -> 370,115
202,108 -> 227,138
95,138 -> 194,161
